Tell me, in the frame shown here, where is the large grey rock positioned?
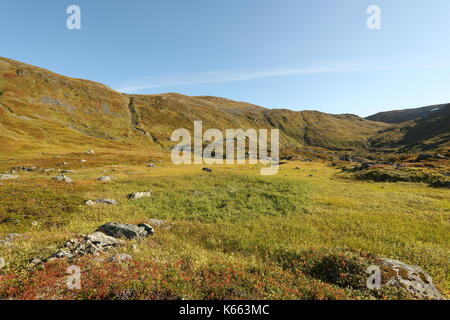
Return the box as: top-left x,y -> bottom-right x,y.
97,222 -> 154,239
128,191 -> 152,200
52,174 -> 73,183
379,259 -> 443,300
85,199 -> 118,206
0,174 -> 18,180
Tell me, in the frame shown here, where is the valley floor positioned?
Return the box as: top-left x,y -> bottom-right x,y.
0,151 -> 448,299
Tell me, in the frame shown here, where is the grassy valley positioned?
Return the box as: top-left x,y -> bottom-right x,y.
0,57 -> 449,300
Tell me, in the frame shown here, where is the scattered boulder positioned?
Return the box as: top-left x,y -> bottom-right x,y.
97,176 -> 112,182
0,174 -> 18,180
85,199 -> 118,206
43,168 -> 55,173
202,167 -> 213,173
60,170 -> 74,174
52,174 -> 73,183
80,159 -> 87,163
86,150 -> 95,154
97,222 -> 154,239
379,259 -> 443,300
108,253 -> 132,263
147,163 -> 156,168
0,257 -> 5,269
128,191 -> 152,200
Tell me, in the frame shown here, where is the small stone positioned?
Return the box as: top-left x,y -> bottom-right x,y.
80,160 -> 87,163
97,176 -> 112,182
0,257 -> 6,269
128,191 -> 152,200
108,253 -> 132,263
147,163 -> 156,167
29,258 -> 42,266
202,167 -> 212,173
52,174 -> 73,183
86,150 -> 95,154
147,219 -> 166,227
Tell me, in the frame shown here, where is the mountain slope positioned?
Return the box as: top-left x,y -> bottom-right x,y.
369,104 -> 450,151
366,104 -> 448,124
0,57 -> 389,155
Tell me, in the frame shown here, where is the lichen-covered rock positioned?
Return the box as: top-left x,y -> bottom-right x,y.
128,191 -> 152,200
379,259 -> 443,300
97,222 -> 153,239
52,174 -> 73,183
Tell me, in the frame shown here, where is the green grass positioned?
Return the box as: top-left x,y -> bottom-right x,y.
0,156 -> 449,300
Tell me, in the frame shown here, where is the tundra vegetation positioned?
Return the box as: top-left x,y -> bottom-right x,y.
0,57 -> 448,299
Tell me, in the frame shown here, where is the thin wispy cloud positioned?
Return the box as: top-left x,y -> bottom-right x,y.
114,63 -> 443,93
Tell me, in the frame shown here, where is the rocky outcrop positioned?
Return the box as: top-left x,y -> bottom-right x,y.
52,232 -> 124,259
97,222 -> 154,239
379,259 -> 443,300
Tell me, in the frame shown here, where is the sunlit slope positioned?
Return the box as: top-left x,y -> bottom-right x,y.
1,57 -> 389,153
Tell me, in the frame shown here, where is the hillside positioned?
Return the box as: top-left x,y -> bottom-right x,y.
369,104 -> 450,151
366,104 -> 449,124
0,57 -> 388,155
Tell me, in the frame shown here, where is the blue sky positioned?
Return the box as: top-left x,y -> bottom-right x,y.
2,0 -> 450,116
